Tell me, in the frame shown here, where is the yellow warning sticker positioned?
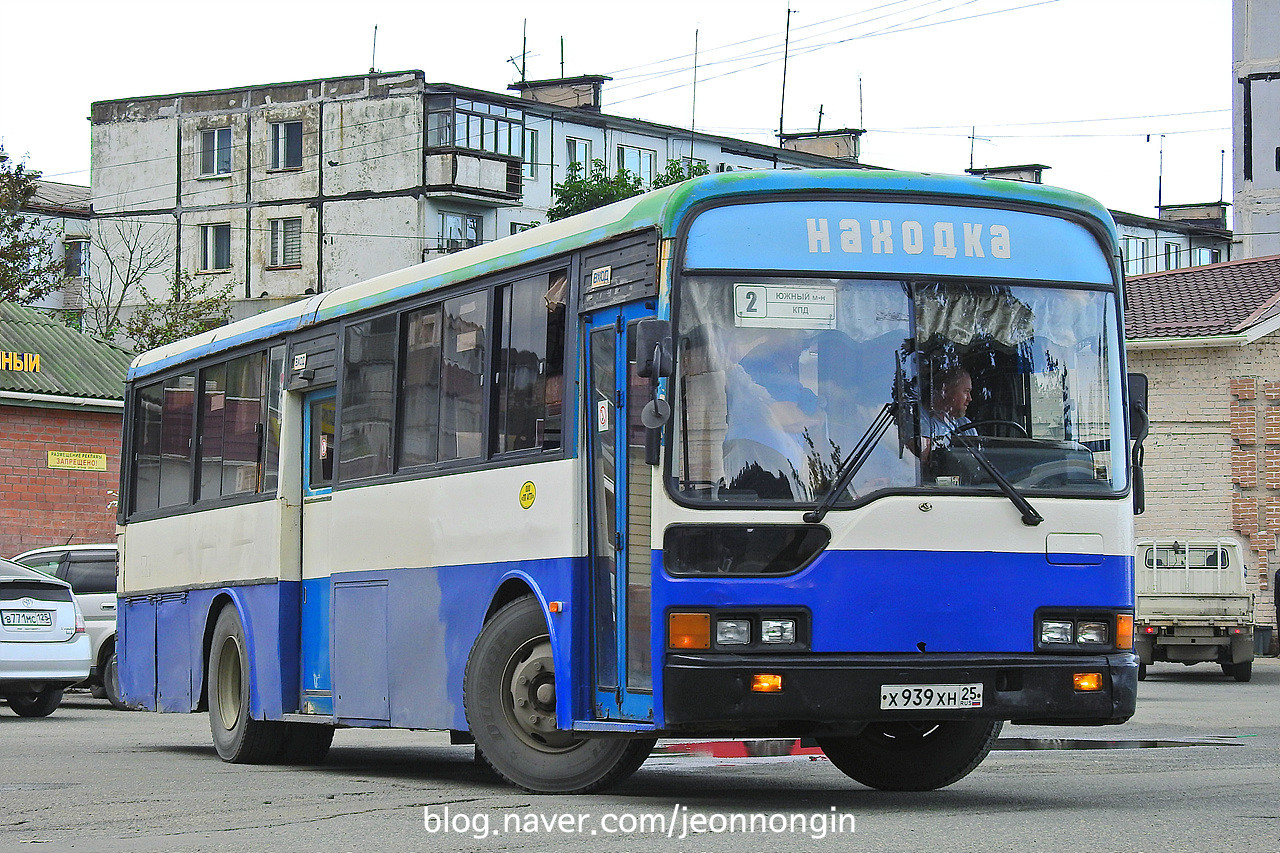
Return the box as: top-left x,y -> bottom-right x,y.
519,481 -> 536,510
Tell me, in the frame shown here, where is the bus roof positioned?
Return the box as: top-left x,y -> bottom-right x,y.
127,168 -> 1117,381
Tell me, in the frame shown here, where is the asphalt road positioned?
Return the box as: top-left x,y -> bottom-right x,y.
3,659 -> 1278,853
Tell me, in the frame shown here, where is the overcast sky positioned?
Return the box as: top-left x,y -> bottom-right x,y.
0,0 -> 1231,219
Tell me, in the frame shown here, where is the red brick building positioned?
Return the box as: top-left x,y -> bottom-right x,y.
0,303 -> 134,556
1126,254 -> 1280,650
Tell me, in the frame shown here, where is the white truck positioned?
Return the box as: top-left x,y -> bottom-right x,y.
1134,539 -> 1255,682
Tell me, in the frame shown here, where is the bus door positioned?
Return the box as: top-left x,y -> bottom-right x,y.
299,388 -> 336,716
584,302 -> 655,722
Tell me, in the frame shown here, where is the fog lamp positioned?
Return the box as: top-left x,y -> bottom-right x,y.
1076,621 -> 1109,644
1040,620 -> 1073,644
716,619 -> 751,645
1073,672 -> 1103,692
760,619 -> 796,644
750,674 -> 783,693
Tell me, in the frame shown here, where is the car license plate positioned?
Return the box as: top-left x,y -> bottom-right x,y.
1,610 -> 53,629
880,683 -> 983,710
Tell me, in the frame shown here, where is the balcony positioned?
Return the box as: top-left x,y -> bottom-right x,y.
424,149 -> 522,205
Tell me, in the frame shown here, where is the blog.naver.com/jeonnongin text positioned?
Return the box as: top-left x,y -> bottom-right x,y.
423,804 -> 856,841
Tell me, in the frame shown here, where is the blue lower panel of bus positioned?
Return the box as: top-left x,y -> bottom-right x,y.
119,557 -> 588,731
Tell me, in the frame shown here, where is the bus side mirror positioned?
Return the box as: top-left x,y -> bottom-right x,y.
1129,372 -> 1148,515
634,319 -> 673,379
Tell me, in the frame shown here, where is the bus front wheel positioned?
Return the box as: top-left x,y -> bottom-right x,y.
208,606 -> 284,764
818,719 -> 1002,791
464,596 -> 653,793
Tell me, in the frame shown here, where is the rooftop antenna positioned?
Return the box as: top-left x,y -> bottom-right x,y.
777,6 -> 795,149
369,25 -> 378,73
507,20 -> 528,82
1219,148 -> 1226,204
560,36 -> 565,78
858,76 -> 863,128
690,28 -> 699,164
817,104 -> 824,133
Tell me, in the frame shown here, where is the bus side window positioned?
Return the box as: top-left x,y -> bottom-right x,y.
494,270 -> 567,454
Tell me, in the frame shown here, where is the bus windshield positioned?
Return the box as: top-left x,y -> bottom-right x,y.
674,276 -> 1125,505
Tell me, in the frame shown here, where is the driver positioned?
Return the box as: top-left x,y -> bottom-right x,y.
918,364 -> 972,463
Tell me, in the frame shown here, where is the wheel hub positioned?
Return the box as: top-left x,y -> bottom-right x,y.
507,639 -> 575,749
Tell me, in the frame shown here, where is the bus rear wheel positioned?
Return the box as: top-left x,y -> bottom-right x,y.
208,606 -> 284,764
464,596 -> 653,793
818,719 -> 1002,791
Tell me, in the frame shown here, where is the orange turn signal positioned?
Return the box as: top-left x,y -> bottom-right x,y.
1073,672 -> 1103,692
668,612 -> 711,649
750,674 -> 784,693
1115,614 -> 1133,649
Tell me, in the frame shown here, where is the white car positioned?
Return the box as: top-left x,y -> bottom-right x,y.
1,559 -> 91,716
11,545 -> 123,709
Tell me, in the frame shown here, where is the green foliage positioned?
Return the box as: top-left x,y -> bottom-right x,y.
547,158 -> 711,221
0,145 -> 64,303
123,271 -> 233,352
652,158 -> 711,189
547,159 -> 642,221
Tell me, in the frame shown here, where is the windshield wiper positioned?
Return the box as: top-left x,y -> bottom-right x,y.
803,403 -> 895,525
950,432 -> 1044,526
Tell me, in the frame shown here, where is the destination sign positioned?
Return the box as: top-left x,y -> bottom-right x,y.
734,283 -> 836,329
683,200 -> 1114,284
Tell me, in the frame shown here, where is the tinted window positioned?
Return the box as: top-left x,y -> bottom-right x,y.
64,555 -> 117,595
341,315 -> 397,480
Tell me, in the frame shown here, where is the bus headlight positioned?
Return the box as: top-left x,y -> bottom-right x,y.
760,619 -> 796,644
716,619 -> 751,645
1040,620 -> 1074,644
1075,621 -> 1109,645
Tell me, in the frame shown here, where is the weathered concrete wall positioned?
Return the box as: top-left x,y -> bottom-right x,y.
1234,0 -> 1280,258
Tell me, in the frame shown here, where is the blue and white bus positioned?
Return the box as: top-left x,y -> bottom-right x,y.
117,170 -> 1141,793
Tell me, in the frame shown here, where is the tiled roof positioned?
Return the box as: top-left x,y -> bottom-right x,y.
0,303 -> 133,401
1125,254 -> 1280,339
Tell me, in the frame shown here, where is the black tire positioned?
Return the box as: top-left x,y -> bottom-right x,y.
208,606 -> 284,763
1138,662 -> 1147,681
818,719 -> 1002,791
464,596 -> 654,793
7,687 -> 65,718
1231,661 -> 1253,683
102,642 -> 129,710
280,723 -> 335,764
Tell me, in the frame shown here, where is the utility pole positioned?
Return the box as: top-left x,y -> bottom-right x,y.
777,6 -> 795,148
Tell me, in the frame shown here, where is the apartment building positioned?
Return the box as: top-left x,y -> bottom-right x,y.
90,71 -> 863,322
1234,0 -> 1280,258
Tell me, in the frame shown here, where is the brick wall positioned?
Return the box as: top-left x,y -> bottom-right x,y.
0,404 -> 122,557
1130,338 -> 1280,635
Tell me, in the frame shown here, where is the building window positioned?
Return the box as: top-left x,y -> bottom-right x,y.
510,222 -> 534,235
200,127 -> 232,176
63,239 -> 88,278
1192,247 -> 1222,266
617,144 -> 656,186
1163,242 -> 1181,271
200,224 -> 232,271
1121,236 -> 1147,276
270,121 -> 303,170
566,137 -> 591,173
269,217 -> 302,267
441,212 -> 481,252
426,97 -> 524,157
522,128 -> 538,179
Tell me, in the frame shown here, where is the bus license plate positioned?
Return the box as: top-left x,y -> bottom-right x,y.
880,683 -> 983,710
2,610 -> 53,629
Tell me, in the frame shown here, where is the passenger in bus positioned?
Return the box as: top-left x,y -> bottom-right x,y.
917,363 -> 973,464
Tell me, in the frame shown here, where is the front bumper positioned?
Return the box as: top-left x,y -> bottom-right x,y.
663,652 -> 1137,734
